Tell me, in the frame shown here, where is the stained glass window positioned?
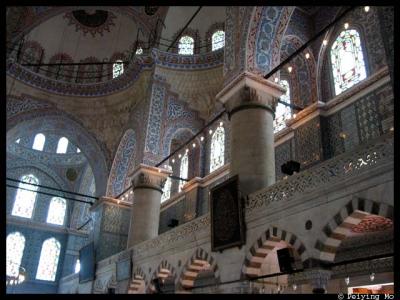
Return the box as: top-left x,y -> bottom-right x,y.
161,165 -> 172,203
210,125 -> 225,172
136,47 -> 143,55
74,259 -> 80,273
6,232 -> 25,277
113,60 -> 124,78
178,36 -> 194,55
12,174 -> 39,219
56,137 -> 69,154
178,152 -> 189,192
36,238 -> 61,281
273,80 -> 292,133
212,30 -> 225,51
47,197 -> 67,225
32,133 -> 45,151
330,29 -> 366,95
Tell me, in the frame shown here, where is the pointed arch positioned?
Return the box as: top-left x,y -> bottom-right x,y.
106,129 -> 136,197
315,198 -> 393,262
179,248 -> 220,290
242,226 -> 310,278
147,260 -> 177,293
128,267 -> 147,294
36,237 -> 61,281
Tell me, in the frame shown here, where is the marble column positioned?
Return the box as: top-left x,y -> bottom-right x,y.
216,72 -> 286,196
127,164 -> 171,248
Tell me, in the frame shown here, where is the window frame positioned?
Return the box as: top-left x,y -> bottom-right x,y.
178,35 -> 195,55
35,237 -> 61,281
327,25 -> 370,98
32,133 -> 46,151
11,174 -> 39,219
46,197 -> 67,226
211,30 -> 225,52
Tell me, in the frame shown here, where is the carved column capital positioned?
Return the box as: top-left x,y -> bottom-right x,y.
130,164 -> 172,193
216,71 -> 286,117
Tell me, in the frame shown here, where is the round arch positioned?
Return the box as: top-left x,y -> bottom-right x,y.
7,108 -> 109,196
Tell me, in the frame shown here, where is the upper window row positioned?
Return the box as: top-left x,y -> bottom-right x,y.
178,30 -> 225,55
17,134 -> 81,153
11,174 -> 67,225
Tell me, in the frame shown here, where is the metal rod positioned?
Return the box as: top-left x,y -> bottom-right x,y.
263,6 -> 355,81
6,184 -> 95,205
277,99 -> 304,111
169,175 -> 189,182
77,218 -> 92,231
6,177 -> 99,200
21,61 -> 129,67
166,6 -> 203,52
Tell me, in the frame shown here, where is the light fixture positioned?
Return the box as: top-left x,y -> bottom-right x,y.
305,53 -> 310,59
287,66 -> 293,73
345,276 -> 350,285
219,121 -> 223,126
172,158 -> 175,163
370,272 -> 375,282
192,143 -> 196,148
292,284 -> 297,291
274,77 -> 279,83
130,190 -> 133,194
344,22 -> 349,29
323,39 -> 328,46
390,126 -> 394,131
200,136 -> 204,142
158,169 -> 161,173
178,154 -> 182,159
185,148 -> 189,153
293,113 -> 297,118
364,6 -> 370,12
339,132 -> 347,139
209,129 -> 213,135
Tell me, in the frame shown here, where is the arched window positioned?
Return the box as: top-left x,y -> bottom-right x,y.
330,29 -> 366,95
36,238 -> 61,281
74,259 -> 81,274
56,137 -> 69,154
212,30 -> 225,51
178,152 -> 189,192
210,125 -> 225,172
273,80 -> 292,133
6,232 -> 25,277
47,197 -> 67,225
32,133 -> 45,151
178,36 -> 194,55
113,60 -> 124,78
12,174 -> 39,218
161,165 -> 172,203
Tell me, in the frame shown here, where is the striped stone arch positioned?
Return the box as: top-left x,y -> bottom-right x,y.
315,198 -> 394,263
127,267 -> 147,294
146,260 -> 177,293
179,248 -> 220,290
242,226 -> 310,278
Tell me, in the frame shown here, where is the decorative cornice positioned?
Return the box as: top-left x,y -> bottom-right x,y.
152,48 -> 224,70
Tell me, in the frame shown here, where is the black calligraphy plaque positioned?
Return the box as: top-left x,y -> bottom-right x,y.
210,175 -> 245,252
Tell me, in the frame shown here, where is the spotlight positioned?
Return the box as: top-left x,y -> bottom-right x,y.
345,276 -> 350,286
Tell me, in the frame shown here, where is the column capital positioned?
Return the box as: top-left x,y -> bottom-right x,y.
130,164 -> 172,193
216,71 -> 286,114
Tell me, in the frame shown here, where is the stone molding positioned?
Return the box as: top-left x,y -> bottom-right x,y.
246,133 -> 393,214
129,164 -> 172,193
217,71 -> 286,107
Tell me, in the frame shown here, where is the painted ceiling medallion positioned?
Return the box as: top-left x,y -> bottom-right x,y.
64,10 -> 116,37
